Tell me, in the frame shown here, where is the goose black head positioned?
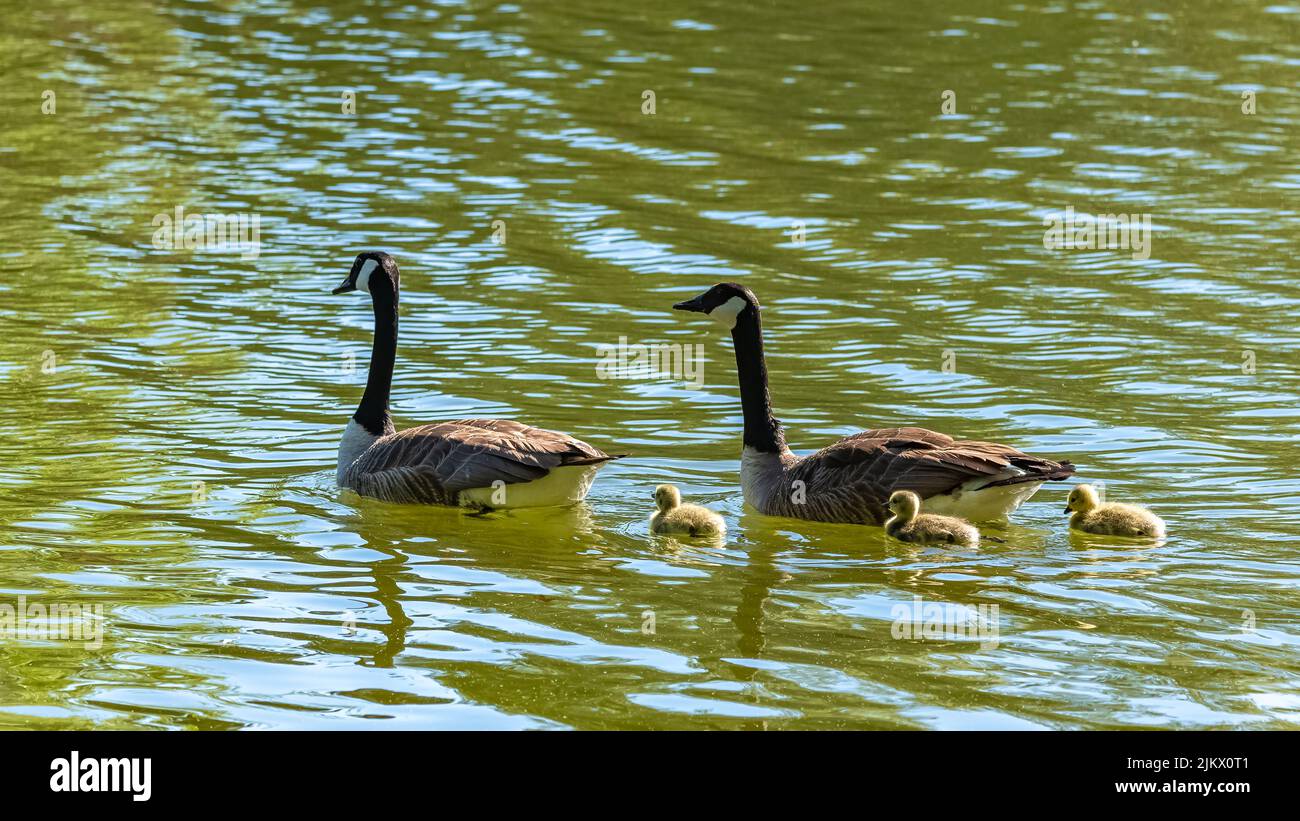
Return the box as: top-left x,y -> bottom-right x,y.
331,251 -> 399,297
672,282 -> 759,330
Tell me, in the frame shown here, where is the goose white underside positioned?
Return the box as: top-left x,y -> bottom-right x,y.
921,478 -> 1044,521
459,464 -> 601,509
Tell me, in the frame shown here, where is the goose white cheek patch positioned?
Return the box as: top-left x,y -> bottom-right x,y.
709,295 -> 748,329
356,258 -> 379,293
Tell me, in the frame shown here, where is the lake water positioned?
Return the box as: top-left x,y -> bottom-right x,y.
1,0 -> 1299,729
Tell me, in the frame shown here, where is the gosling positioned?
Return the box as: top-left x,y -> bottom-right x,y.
885,491 -> 980,547
1065,483 -> 1165,538
650,484 -> 726,538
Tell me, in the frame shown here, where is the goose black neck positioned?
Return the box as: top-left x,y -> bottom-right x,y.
731,308 -> 785,453
356,285 -> 397,436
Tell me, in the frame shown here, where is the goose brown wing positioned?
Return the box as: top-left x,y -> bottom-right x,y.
346,419 -> 616,504
787,427 -> 1073,519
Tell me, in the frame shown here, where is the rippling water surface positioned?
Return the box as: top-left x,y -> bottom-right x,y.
1,0 -> 1299,729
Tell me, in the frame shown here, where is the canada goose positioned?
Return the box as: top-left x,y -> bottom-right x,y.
649,484 -> 726,537
885,490 -> 979,547
1065,484 -> 1165,538
331,251 -> 620,508
672,283 -> 1075,524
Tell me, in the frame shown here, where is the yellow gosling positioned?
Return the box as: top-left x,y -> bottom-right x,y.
650,484 -> 726,538
885,491 -> 979,547
1065,483 -> 1165,538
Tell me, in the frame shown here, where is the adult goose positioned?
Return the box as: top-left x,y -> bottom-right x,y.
672,283 -> 1074,524
331,251 -> 620,508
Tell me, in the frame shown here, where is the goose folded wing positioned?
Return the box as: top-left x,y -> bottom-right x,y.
789,427 -> 1049,502
348,419 -> 610,500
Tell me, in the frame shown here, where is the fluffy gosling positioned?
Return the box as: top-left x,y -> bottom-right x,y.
650,484 -> 726,538
885,491 -> 980,547
1065,484 -> 1165,538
